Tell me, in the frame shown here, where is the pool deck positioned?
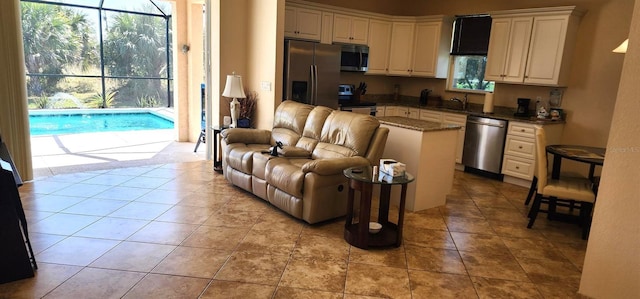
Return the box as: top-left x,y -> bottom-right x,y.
31,129 -> 206,178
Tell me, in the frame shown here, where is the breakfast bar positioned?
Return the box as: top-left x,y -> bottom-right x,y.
377,116 -> 461,211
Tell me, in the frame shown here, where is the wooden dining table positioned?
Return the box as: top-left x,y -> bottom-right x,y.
546,145 -> 605,180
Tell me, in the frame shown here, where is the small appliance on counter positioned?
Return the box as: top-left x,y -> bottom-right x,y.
514,98 -> 531,117
419,89 -> 432,105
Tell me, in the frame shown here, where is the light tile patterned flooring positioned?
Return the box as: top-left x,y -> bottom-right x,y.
2,161 -> 588,298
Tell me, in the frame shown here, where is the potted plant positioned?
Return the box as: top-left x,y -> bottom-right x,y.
237,90 -> 257,128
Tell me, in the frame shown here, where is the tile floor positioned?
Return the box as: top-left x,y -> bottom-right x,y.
1,161 -> 589,298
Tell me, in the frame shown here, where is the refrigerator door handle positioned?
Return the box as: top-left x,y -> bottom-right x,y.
309,65 -> 315,105
313,65 -> 319,105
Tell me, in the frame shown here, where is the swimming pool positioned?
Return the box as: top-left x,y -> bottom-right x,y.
29,110 -> 174,136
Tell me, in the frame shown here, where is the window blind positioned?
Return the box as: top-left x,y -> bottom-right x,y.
450,15 -> 492,56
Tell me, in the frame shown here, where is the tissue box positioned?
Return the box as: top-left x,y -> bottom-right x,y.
379,159 -> 406,177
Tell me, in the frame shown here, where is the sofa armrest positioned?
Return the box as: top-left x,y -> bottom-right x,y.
222,128 -> 272,144
301,157 -> 371,176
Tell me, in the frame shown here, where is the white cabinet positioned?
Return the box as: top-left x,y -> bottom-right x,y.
410,20 -> 451,78
395,107 -> 409,117
385,106 -> 409,117
419,110 -> 441,123
333,14 -> 369,44
320,12 -> 334,44
485,7 -> 583,86
525,14 -> 576,85
375,106 -> 386,117
387,22 -> 415,76
501,122 -> 564,181
367,19 -> 392,75
485,17 -> 533,83
387,17 -> 452,78
408,108 -> 420,119
284,7 -> 322,41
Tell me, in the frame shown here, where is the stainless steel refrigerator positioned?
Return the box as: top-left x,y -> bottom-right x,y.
284,40 -> 340,109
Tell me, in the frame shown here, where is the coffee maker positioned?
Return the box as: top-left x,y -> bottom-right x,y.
514,98 -> 530,117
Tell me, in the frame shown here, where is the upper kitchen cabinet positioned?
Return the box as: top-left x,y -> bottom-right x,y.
387,21 -> 415,76
387,16 -> 453,78
333,14 -> 369,45
485,17 -> 532,83
411,19 -> 452,78
485,7 -> 584,86
284,6 -> 322,41
367,19 -> 392,75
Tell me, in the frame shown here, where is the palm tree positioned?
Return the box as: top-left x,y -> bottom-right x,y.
21,3 -> 97,97
104,7 -> 170,107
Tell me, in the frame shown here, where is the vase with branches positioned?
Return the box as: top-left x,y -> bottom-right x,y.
237,90 -> 257,128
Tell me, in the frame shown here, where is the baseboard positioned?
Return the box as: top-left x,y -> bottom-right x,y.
502,175 -> 532,188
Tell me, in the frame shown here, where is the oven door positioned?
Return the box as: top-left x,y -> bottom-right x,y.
340,105 -> 376,116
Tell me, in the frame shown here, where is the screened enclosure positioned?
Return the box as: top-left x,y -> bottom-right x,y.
21,0 -> 173,109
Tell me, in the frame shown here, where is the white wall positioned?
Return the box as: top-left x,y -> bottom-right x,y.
578,0 -> 640,297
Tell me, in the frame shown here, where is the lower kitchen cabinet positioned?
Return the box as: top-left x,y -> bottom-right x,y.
501,121 -> 564,186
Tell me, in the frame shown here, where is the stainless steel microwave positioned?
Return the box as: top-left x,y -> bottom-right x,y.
340,44 -> 368,72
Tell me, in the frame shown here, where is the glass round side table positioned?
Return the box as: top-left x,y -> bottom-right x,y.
343,166 -> 415,249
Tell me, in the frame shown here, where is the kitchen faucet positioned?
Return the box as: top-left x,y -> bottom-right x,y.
462,93 -> 468,111
449,94 -> 468,111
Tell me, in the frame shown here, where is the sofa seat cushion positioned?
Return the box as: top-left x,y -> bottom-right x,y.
226,143 -> 270,174
265,158 -> 310,198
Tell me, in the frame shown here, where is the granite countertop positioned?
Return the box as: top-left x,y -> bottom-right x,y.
378,116 -> 462,132
377,102 -> 566,125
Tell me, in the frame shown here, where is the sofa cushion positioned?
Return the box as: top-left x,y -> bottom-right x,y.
226,143 -> 270,174
265,158 -> 310,198
312,111 -> 380,159
294,106 -> 333,152
271,101 -> 314,146
276,146 -> 311,158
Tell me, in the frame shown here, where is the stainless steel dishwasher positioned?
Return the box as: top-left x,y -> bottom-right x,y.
462,116 -> 508,175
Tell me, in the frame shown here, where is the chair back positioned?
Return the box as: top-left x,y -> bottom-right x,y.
534,126 -> 548,189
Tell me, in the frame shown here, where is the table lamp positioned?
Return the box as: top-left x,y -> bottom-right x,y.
222,72 -> 246,128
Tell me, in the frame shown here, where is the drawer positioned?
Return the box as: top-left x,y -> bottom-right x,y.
419,110 -> 442,123
502,155 -> 534,180
508,122 -> 535,138
504,136 -> 535,159
442,112 -> 467,126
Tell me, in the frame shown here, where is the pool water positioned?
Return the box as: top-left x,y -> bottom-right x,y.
29,112 -> 174,136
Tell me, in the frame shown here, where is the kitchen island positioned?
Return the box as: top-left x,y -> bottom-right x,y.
377,116 -> 460,211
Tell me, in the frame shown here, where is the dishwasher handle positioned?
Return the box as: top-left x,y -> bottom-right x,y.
466,120 -> 505,128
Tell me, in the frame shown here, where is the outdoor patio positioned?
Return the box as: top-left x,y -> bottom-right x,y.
31,129 -> 206,179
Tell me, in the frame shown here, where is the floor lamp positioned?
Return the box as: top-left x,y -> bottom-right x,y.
222,73 -> 246,128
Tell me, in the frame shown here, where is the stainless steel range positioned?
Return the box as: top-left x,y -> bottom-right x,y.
338,84 -> 376,115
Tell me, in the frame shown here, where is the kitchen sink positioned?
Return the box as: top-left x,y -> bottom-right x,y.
436,100 -> 465,111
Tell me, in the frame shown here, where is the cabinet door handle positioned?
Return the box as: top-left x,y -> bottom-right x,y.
518,146 -> 523,149
520,129 -> 525,132
515,166 -> 520,169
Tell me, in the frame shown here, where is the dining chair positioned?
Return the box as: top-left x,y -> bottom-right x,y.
527,126 -> 596,239
524,167 -> 585,206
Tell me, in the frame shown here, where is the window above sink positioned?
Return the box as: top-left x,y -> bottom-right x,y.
446,15 -> 494,93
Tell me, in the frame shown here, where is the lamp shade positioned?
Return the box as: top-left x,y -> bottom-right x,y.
613,39 -> 628,53
222,74 -> 246,98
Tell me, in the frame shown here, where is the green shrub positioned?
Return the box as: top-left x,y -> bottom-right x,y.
32,96 -> 50,109
136,95 -> 160,108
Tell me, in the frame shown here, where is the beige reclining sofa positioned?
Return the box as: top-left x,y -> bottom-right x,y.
221,100 -> 389,224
